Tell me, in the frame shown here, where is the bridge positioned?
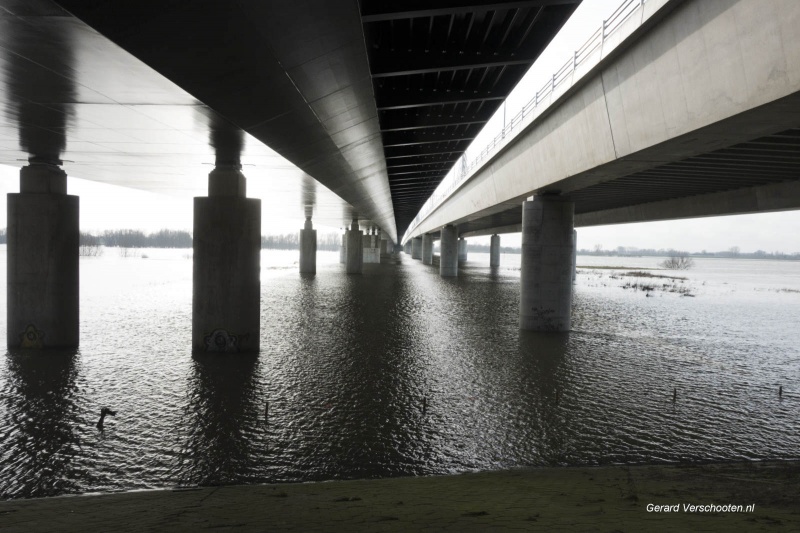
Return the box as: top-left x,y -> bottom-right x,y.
401,0 -> 800,330
2,0 -> 797,349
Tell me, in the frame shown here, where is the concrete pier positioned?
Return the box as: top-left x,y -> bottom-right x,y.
7,162 -> 79,349
519,196 -> 574,332
363,228 -> 380,263
490,234 -> 500,267
458,237 -> 467,263
572,229 -> 577,284
193,165 -> 261,353
439,225 -> 458,277
339,230 -> 347,264
404,241 -> 411,254
345,219 -> 363,274
411,236 -> 422,260
299,216 -> 316,274
421,234 -> 433,265
380,230 -> 389,257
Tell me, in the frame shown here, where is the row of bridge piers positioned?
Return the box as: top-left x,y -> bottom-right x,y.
6,161 -> 578,354
6,162 -> 396,353
404,195 -> 578,333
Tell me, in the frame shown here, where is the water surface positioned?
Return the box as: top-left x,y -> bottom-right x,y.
1,247 -> 798,499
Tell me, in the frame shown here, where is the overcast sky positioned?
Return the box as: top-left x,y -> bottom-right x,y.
1,0 -> 798,254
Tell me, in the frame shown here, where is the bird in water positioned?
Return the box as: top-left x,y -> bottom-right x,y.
97,407 -> 116,430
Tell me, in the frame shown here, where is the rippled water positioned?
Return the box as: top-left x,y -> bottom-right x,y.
1,246 -> 798,499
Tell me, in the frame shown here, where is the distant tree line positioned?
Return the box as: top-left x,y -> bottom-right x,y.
1,228 -> 346,250
460,243 -> 799,260
580,246 -> 800,261
94,229 -> 193,248
261,233 -> 342,251
462,243 -> 521,254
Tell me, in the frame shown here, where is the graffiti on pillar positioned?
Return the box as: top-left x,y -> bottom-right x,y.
203,329 -> 246,353
19,324 -> 45,348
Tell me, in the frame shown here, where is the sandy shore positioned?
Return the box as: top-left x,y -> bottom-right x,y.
1,461 -> 798,531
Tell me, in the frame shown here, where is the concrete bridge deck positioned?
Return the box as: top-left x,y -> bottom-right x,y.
1,461 -> 797,532
406,0 -> 800,240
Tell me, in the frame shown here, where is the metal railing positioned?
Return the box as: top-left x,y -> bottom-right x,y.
402,0 -> 648,242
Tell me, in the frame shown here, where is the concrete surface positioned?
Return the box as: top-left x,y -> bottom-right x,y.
520,197 -> 574,332
490,234 -> 500,267
1,461 -> 797,532
299,218 -> 316,274
422,234 -> 433,265
7,163 -> 79,349
346,221 -> 363,274
192,194 -> 261,353
411,237 -> 422,260
439,225 -> 458,277
407,0 -> 800,240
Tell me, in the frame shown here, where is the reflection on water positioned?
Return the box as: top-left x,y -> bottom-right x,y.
175,354 -> 261,486
0,350 -> 83,497
0,247 -> 798,498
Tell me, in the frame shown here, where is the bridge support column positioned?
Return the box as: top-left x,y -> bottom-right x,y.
490,234 -> 500,267
520,196 -> 574,332
380,230 -> 389,257
299,216 -> 316,274
439,225 -> 458,277
340,230 -> 347,264
363,227 -> 380,263
7,161 -> 79,349
404,241 -> 411,254
411,236 -> 422,259
458,237 -> 467,263
572,230 -> 577,284
193,165 -> 261,353
346,219 -> 363,274
421,234 -> 434,265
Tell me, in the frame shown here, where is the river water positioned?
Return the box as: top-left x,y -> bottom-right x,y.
0,246 -> 798,499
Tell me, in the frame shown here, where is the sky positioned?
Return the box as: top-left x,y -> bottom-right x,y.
0,0 -> 798,254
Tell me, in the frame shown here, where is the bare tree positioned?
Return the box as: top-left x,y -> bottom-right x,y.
660,253 -> 694,270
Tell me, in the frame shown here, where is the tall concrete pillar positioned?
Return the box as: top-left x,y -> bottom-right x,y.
404,241 -> 411,254
572,229 -> 578,284
299,216 -> 316,274
193,165 -> 261,353
7,161 -> 79,348
411,236 -> 422,260
490,234 -> 500,267
362,227 -> 380,263
520,196 -> 574,332
422,234 -> 434,265
339,230 -> 347,264
440,225 -> 458,277
458,237 -> 468,263
380,230 -> 389,257
346,218 -> 363,274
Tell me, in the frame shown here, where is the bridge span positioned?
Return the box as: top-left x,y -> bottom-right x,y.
402,0 -> 800,330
